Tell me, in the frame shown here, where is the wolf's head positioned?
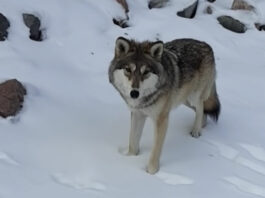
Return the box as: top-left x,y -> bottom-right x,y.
109,37 -> 167,109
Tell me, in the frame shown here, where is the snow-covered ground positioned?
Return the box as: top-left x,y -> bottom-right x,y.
0,0 -> 265,197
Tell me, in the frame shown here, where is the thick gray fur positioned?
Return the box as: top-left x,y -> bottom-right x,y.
108,37 -> 221,174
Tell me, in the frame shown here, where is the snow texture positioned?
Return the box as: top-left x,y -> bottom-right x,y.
156,171 -> 194,185
0,152 -> 19,166
0,0 -> 265,197
224,177 -> 265,197
240,144 -> 265,163
52,173 -> 106,191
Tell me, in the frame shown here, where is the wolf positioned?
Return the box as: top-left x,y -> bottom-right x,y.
108,37 -> 220,174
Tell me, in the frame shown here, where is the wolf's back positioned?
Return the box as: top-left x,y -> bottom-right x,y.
164,39 -> 215,86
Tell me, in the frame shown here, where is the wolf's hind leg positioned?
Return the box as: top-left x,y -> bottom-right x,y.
190,101 -> 204,138
185,101 -> 207,128
128,111 -> 146,155
202,114 -> 207,128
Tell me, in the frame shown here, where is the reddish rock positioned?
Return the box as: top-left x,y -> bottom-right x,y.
0,79 -> 26,118
116,0 -> 129,13
231,0 -> 254,11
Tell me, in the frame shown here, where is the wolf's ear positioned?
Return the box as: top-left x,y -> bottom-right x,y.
115,37 -> 130,57
150,41 -> 164,60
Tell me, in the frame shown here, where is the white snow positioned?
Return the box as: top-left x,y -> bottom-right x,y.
156,171 -> 194,185
0,152 -> 19,166
52,173 -> 106,191
203,138 -> 240,160
0,0 -> 265,198
224,177 -> 265,197
235,157 -> 265,176
240,143 -> 265,163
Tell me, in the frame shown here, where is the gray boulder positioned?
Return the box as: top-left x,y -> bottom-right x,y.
0,13 -> 10,41
22,13 -> 42,41
205,5 -> 213,14
114,0 -> 130,28
148,0 -> 169,9
177,0 -> 198,19
217,16 -> 246,33
255,23 -> 265,31
113,18 -> 129,28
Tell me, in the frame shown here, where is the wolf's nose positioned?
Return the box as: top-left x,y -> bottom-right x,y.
130,90 -> 139,99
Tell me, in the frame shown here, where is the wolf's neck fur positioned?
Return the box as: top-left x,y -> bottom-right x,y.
136,90 -> 162,109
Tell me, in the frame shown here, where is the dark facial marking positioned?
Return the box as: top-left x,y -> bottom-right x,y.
119,45 -> 125,53
124,65 -> 131,77
131,74 -> 140,89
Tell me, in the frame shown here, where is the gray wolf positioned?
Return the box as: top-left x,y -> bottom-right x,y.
108,37 -> 220,174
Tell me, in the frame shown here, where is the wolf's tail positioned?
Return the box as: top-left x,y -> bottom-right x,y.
204,83 -> 221,122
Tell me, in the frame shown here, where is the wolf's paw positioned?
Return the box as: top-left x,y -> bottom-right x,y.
127,150 -> 139,156
118,147 -> 139,156
146,163 -> 159,174
190,130 -> 201,138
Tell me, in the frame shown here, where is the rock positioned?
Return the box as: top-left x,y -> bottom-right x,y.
0,79 -> 27,118
0,13 -> 10,41
205,5 -> 213,14
115,0 -> 129,28
207,0 -> 216,2
255,23 -> 265,31
177,0 -> 198,19
22,13 -> 42,41
148,0 -> 169,9
116,0 -> 129,13
217,16 -> 246,33
231,0 -> 254,11
259,25 -> 265,31
113,18 -> 129,28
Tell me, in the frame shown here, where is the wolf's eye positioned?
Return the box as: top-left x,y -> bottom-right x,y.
143,70 -> 150,76
124,66 -> 131,75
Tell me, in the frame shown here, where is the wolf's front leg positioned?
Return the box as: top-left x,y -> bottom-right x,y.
147,113 -> 169,174
127,111 -> 146,155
